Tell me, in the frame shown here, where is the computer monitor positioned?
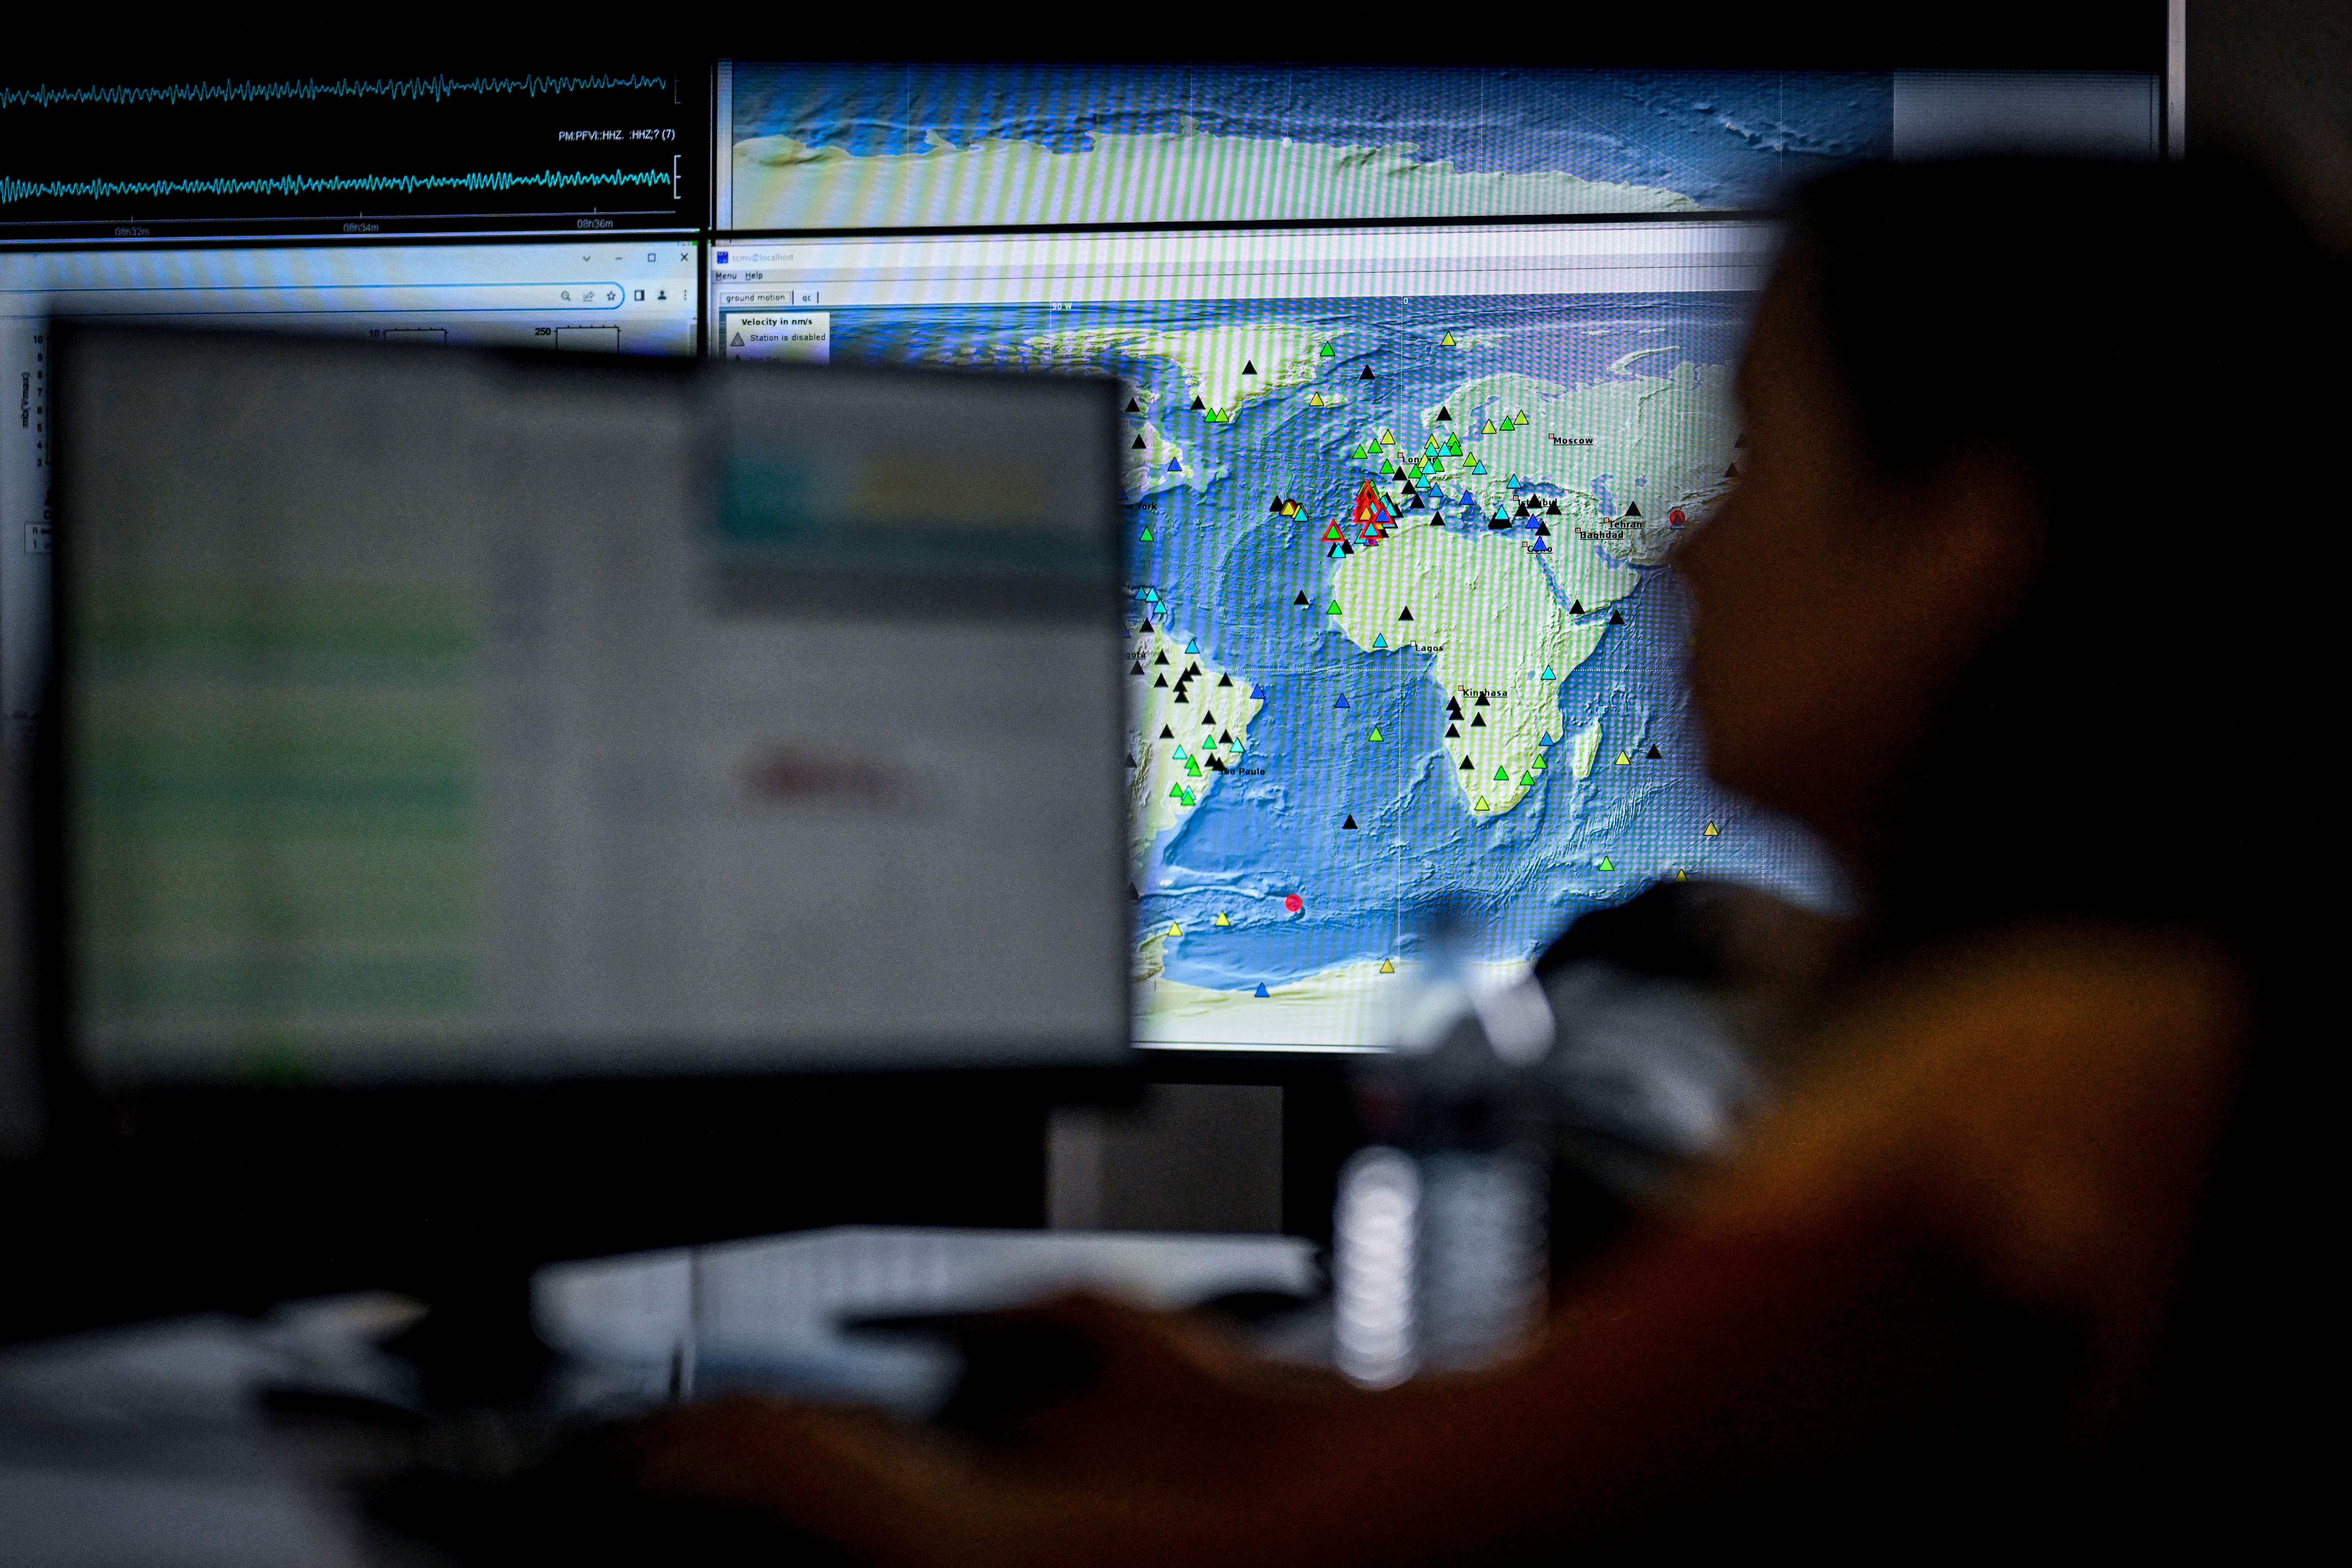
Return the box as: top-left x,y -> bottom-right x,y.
55,326 -> 1130,1084
0,328 -> 1128,1347
709,57 -> 2167,1053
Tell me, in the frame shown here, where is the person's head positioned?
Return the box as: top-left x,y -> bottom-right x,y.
1677,156 -> 2340,943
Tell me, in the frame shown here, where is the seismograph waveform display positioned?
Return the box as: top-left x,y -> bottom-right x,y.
0,169 -> 674,206
0,75 -> 672,111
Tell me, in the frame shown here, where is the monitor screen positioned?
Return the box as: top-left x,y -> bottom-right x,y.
56,330 -> 1131,1083
1,68 -> 705,243
0,55 -> 2170,1116
701,57 -> 2159,1051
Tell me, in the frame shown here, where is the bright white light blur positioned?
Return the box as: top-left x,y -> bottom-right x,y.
1334,1146 -> 1420,1388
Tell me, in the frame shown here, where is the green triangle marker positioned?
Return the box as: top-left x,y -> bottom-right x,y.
1598,856 -> 1615,871
1321,343 -> 1335,356
1369,727 -> 1384,741
1327,599 -> 1342,615
1520,772 -> 1536,786
1139,527 -> 1154,542
1494,767 -> 1510,781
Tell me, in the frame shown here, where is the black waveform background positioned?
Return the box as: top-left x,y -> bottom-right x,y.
0,68 -> 706,237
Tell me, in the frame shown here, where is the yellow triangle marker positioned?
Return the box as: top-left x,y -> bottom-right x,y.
1675,868 -> 1689,881
1441,332 -> 1456,346
1703,821 -> 1720,836
1379,958 -> 1397,973
1615,751 -> 1633,766
1168,922 -> 1183,937
1474,795 -> 1492,811
1213,911 -> 1231,926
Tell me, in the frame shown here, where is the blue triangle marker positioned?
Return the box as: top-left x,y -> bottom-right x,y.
1165,458 -> 1182,472
1253,983 -> 1269,998
1334,694 -> 1350,709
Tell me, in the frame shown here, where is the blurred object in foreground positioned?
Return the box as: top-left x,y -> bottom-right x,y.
1534,878 -> 1847,1242
1334,880 -> 1845,1387
1335,905 -> 1558,1387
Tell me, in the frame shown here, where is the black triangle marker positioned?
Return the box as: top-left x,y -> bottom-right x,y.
1132,436 -> 1146,450
1161,726 -> 1174,739
1192,395 -> 1206,410
1398,606 -> 1414,622
1126,398 -> 1142,413
1342,815 -> 1359,829
1646,745 -> 1662,759
1294,591 -> 1311,606
1242,360 -> 1257,375
1570,600 -> 1585,614
1609,611 -> 1624,625
1625,502 -> 1642,518
1359,366 -> 1375,380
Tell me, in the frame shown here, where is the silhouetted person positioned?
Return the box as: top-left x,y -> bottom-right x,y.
620,158 -> 2337,1561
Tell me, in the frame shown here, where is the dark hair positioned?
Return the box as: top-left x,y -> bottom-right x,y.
1779,157 -> 2342,951
1780,156 -> 2339,1520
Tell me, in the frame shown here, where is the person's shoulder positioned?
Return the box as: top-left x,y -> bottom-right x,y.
1736,923 -> 2248,1339
1833,923 -> 2246,1109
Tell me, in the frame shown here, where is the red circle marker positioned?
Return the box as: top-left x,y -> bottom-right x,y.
1667,508 -> 1687,526
1283,894 -> 1305,914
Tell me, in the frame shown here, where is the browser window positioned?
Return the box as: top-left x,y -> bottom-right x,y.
1,240 -> 699,763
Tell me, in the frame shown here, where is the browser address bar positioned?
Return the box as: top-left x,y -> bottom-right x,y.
15,282 -> 631,317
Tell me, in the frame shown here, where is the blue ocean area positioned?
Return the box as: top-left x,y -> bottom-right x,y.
728,62 -> 1892,210
823,291 -> 1837,988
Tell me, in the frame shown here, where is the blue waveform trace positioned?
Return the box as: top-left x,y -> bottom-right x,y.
0,73 -> 672,112
0,167 -> 674,206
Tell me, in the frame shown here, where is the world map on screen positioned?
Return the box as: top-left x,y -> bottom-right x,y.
726,64 -> 1892,228
825,296 -> 1835,1047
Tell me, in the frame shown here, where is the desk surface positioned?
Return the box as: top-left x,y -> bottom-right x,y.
0,1227 -> 1319,1568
